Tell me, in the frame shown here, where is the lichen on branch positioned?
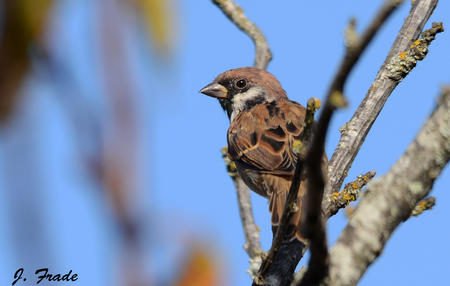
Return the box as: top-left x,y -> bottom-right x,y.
326,87 -> 450,286
385,22 -> 444,81
409,196 -> 436,218
329,170 -> 376,217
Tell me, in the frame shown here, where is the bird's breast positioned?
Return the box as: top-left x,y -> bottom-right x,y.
236,163 -> 270,198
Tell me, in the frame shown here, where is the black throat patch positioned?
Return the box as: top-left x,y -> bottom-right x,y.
243,93 -> 267,111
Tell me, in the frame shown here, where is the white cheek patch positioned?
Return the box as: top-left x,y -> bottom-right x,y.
231,87 -> 265,121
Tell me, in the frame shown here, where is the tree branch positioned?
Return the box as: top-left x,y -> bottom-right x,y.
328,170 -> 376,218
251,1 -> 403,284
326,87 -> 450,286
213,1 -> 444,285
212,0 -> 272,69
409,196 -> 436,217
295,96 -> 347,286
294,1 -> 405,285
327,0 -> 404,95
323,0 -> 441,219
221,147 -> 263,261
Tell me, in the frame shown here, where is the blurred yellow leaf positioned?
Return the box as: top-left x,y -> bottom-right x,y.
0,0 -> 54,122
130,0 -> 174,54
19,0 -> 54,41
174,247 -> 221,286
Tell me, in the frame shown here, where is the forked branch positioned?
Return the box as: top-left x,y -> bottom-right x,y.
323,0 -> 441,219
326,87 -> 450,286
212,0 -> 272,69
296,1 -> 405,285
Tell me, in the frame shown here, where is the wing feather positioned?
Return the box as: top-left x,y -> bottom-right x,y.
227,100 -> 306,175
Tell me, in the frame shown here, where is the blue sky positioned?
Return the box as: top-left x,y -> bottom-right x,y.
0,1 -> 449,285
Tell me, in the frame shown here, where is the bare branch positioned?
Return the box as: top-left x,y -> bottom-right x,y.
296,100 -> 340,286
212,0 -> 272,69
326,88 -> 450,286
385,22 -> 444,81
250,1 -> 403,284
327,0 -> 404,95
294,1 -> 404,285
221,147 -> 263,260
328,171 -> 376,217
235,178 -> 263,258
324,0 -> 441,219
410,196 -> 436,217
214,1 -> 443,285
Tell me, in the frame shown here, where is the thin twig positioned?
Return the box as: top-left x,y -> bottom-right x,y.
212,0 -> 272,69
323,0 -> 440,219
328,171 -> 376,217
327,0 -> 404,95
252,1 -> 403,284
295,2 -> 404,285
385,22 -> 444,81
221,147 -> 263,260
295,98 -> 345,286
326,87 -> 450,286
409,196 -> 436,217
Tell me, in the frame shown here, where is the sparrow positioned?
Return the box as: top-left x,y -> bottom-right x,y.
200,67 -> 320,242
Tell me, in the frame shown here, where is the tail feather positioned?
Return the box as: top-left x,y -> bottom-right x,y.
268,177 -> 308,242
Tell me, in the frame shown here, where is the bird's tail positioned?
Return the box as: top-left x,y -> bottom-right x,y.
269,177 -> 308,243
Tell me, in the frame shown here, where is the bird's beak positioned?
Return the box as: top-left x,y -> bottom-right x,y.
199,82 -> 228,99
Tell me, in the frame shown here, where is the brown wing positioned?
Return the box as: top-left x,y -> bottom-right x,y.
228,100 -> 307,242
227,100 -> 306,176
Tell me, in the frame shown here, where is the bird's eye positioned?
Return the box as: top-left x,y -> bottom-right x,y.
235,79 -> 247,89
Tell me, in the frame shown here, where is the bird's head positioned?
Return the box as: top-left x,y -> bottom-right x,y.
200,67 -> 287,120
